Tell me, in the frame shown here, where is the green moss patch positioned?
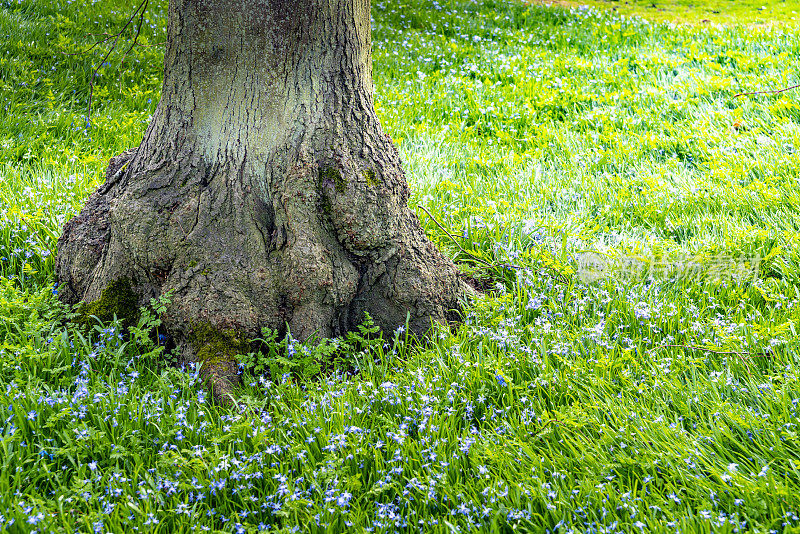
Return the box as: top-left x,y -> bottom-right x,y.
74,278 -> 139,328
363,169 -> 379,187
319,166 -> 346,193
189,322 -> 249,365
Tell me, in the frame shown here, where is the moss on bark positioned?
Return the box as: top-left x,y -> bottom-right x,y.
74,278 -> 139,328
187,323 -> 248,404
189,322 -> 249,365
364,169 -> 379,187
320,167 -> 346,193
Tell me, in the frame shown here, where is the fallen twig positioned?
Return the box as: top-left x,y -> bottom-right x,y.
533,418 -> 564,439
647,343 -> 772,374
415,204 -> 569,284
647,343 -> 771,357
733,83 -> 800,98
416,204 -> 471,257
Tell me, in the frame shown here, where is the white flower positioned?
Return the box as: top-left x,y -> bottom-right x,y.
336,492 -> 352,507
634,301 -> 651,320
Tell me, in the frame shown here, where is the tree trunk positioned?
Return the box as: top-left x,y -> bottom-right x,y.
56,0 -> 464,400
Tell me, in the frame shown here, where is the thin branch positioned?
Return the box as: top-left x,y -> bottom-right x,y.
60,34 -> 117,56
133,41 -> 164,48
59,37 -> 160,56
82,0 -> 150,124
119,0 -> 149,70
733,83 -> 800,98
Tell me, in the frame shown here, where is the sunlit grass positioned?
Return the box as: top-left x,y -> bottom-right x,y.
1,0 -> 800,532
526,0 -> 800,26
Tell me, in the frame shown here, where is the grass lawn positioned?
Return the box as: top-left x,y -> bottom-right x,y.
2,0 -> 800,532
528,0 -> 800,26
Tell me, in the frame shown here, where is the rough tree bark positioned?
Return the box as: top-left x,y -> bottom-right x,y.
56,0 -> 465,401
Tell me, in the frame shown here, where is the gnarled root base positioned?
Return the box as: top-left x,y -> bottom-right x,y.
57,139 -> 465,401
56,0 -> 468,404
